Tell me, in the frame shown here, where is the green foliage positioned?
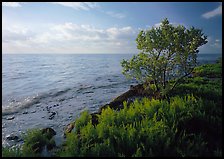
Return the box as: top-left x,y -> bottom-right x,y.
58,92 -> 222,157
192,59 -> 222,78
2,128 -> 56,157
121,18 -> 207,95
22,128 -> 46,155
2,147 -> 22,157
75,110 -> 92,132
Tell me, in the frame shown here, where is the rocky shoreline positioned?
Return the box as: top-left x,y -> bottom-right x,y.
64,82 -> 155,137
3,82 -> 152,153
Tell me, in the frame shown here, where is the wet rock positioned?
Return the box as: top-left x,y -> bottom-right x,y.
64,123 -> 75,137
6,116 -> 15,120
36,104 -> 41,107
97,83 -> 150,114
83,91 -> 94,94
53,104 -> 59,107
42,127 -> 56,140
48,112 -> 56,120
6,134 -> 19,141
31,110 -> 36,113
46,106 -> 50,112
23,111 -> 28,114
59,98 -> 65,102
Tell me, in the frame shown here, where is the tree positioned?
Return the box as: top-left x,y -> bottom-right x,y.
121,18 -> 207,96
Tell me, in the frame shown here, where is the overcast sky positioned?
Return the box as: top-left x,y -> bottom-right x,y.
2,2 -> 222,54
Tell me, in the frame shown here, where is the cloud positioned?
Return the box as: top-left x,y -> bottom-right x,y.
199,36 -> 222,54
105,11 -> 126,19
205,37 -> 222,48
50,2 -> 99,10
3,22 -> 138,54
202,4 -> 222,19
211,38 -> 222,48
2,2 -> 22,7
153,22 -> 186,28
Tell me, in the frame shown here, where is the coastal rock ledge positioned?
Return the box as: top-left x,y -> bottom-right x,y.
64,83 -> 155,137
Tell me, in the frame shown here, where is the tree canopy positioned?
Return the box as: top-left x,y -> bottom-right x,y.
121,18 -> 207,96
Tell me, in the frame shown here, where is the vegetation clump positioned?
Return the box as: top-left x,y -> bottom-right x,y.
121,18 -> 207,96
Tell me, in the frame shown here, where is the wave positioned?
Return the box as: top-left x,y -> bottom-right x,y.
2,75 -> 135,116
2,87 -> 73,116
2,94 -> 43,116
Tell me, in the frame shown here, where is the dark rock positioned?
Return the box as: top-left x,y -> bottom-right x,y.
6,134 -> 19,140
23,111 -> 28,114
46,106 -> 50,112
42,127 -> 56,140
91,113 -> 99,126
47,141 -> 56,150
83,91 -> 94,94
97,83 -> 153,114
31,110 -> 36,113
53,104 -> 59,107
6,116 -> 15,120
48,112 -> 56,120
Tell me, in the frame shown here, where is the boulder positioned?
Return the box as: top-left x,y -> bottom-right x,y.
6,116 -> 15,120
6,134 -> 19,141
64,123 -> 75,138
48,112 -> 56,120
42,127 -> 56,140
23,111 -> 28,114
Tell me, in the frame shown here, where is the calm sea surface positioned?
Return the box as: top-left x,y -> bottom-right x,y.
2,54 -> 136,114
2,53 -> 221,147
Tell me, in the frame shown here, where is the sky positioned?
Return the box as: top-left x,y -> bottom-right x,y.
2,2 -> 222,54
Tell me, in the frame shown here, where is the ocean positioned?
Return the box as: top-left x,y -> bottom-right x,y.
2,53 -> 222,147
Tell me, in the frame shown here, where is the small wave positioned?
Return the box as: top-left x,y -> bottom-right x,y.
2,86 -> 77,116
52,88 -> 72,97
2,95 -> 42,116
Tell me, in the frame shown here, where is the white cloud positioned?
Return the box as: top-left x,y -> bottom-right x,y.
50,2 -> 99,10
3,22 -> 138,54
153,22 -> 185,28
2,2 -> 22,7
154,23 -> 162,28
205,37 -> 221,48
106,11 -> 126,19
202,4 -> 222,19
215,39 -> 220,42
